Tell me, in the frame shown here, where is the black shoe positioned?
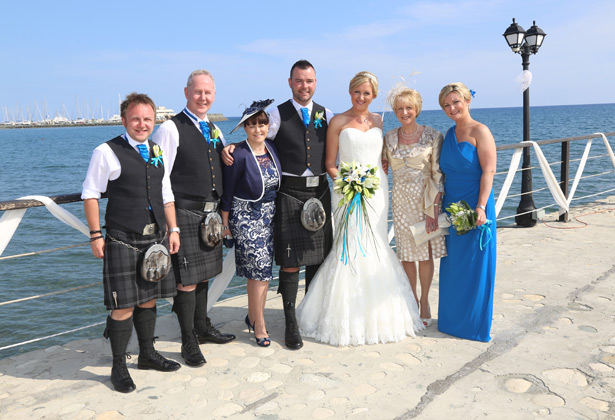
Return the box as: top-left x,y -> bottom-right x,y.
181,329 -> 206,367
283,301 -> 303,350
111,355 -> 136,393
278,271 -> 303,350
138,350 -> 181,372
197,323 -> 236,344
285,323 -> 303,350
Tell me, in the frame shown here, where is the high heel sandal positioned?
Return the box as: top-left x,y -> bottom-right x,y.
246,315 -> 270,347
245,314 -> 255,333
255,336 -> 271,347
420,303 -> 432,327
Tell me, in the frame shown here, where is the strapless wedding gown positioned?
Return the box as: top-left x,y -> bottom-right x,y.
296,127 -> 424,346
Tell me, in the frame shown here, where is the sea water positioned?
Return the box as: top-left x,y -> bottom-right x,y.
1,103 -> 614,357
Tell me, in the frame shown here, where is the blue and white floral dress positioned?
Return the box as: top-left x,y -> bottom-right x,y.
230,154 -> 279,281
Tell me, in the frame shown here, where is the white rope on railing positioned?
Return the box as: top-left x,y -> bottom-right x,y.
494,133 -> 615,218
0,195 -> 89,256
0,242 -> 89,261
0,282 -> 101,306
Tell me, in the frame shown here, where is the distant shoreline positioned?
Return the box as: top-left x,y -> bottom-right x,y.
0,113 -> 228,129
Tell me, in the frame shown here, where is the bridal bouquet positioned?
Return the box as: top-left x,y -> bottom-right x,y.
333,161 -> 380,264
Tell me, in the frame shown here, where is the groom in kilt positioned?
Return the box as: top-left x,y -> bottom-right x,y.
82,93 -> 181,393
153,69 -> 235,368
271,60 -> 334,349
223,60 -> 334,349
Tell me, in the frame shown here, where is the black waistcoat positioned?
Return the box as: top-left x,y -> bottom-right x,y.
105,136 -> 166,234
170,112 -> 224,199
274,100 -> 328,175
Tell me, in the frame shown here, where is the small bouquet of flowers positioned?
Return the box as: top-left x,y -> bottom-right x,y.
445,200 -> 478,235
446,200 -> 493,250
333,161 -> 380,264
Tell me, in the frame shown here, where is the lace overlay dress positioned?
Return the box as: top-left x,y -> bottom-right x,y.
384,126 -> 447,262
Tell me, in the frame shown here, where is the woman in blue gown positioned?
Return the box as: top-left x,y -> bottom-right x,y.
437,83 -> 497,342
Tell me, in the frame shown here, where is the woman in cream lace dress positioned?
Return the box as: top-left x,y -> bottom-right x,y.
383,87 -> 446,327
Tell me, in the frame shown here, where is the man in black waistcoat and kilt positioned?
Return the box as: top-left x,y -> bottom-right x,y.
223,60 -> 334,350
82,93 -> 181,393
153,70 -> 235,367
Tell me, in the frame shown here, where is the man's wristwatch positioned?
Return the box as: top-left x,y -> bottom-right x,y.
169,227 -> 181,234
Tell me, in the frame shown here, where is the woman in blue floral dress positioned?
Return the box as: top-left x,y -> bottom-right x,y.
221,100 -> 282,347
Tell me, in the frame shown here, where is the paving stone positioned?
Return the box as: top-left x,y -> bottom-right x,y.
580,396 -> 609,411
505,378 -> 532,393
542,368 -> 588,386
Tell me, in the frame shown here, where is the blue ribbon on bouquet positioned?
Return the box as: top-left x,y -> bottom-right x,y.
478,219 -> 493,251
340,193 -> 367,264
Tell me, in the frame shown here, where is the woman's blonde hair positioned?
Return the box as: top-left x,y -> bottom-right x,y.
438,82 -> 472,109
388,86 -> 422,117
349,71 -> 379,98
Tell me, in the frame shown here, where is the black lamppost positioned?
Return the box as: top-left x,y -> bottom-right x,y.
503,18 -> 546,227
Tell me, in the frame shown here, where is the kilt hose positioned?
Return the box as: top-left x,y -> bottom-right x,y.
103,228 -> 176,310
274,177 -> 333,268
172,208 -> 223,286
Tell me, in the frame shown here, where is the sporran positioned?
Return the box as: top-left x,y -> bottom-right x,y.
301,197 -> 327,232
200,212 -> 223,248
140,243 -> 171,282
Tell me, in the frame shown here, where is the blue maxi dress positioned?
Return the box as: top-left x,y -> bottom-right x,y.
438,126 -> 497,342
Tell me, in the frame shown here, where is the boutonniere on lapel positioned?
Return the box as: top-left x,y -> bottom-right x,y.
314,111 -> 325,129
150,144 -> 164,168
210,127 -> 222,148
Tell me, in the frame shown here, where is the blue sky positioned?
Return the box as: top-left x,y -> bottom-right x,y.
1,0 -> 613,119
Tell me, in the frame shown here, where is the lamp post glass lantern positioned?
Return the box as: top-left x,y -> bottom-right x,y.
503,18 -> 546,227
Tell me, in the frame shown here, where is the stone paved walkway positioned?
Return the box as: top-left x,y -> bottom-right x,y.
1,198 -> 614,419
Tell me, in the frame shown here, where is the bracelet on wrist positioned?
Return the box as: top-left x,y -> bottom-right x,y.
476,205 -> 486,211
89,230 -> 101,235
90,235 -> 104,242
223,225 -> 229,230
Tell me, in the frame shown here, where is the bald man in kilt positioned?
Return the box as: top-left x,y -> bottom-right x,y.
83,93 -> 181,393
153,69 -> 235,368
223,60 -> 333,350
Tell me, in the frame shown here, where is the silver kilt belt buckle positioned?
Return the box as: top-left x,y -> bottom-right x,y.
301,198 -> 326,232
140,243 -> 171,282
306,176 -> 320,188
200,212 -> 223,248
203,201 -> 217,212
142,223 -> 157,236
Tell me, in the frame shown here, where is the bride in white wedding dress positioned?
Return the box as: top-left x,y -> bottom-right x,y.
296,72 -> 424,346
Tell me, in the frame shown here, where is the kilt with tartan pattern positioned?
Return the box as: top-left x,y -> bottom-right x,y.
172,207 -> 223,286
103,228 -> 176,310
274,178 -> 333,268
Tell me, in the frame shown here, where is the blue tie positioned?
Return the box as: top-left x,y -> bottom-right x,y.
300,107 -> 310,127
136,144 -> 149,162
199,121 -> 211,143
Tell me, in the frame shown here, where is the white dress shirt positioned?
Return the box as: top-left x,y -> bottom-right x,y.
81,133 -> 174,203
266,99 -> 334,177
152,108 -> 226,177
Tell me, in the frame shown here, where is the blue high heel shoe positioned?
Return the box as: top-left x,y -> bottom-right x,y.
255,336 -> 271,347
246,314 -> 270,347
245,314 -> 254,333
